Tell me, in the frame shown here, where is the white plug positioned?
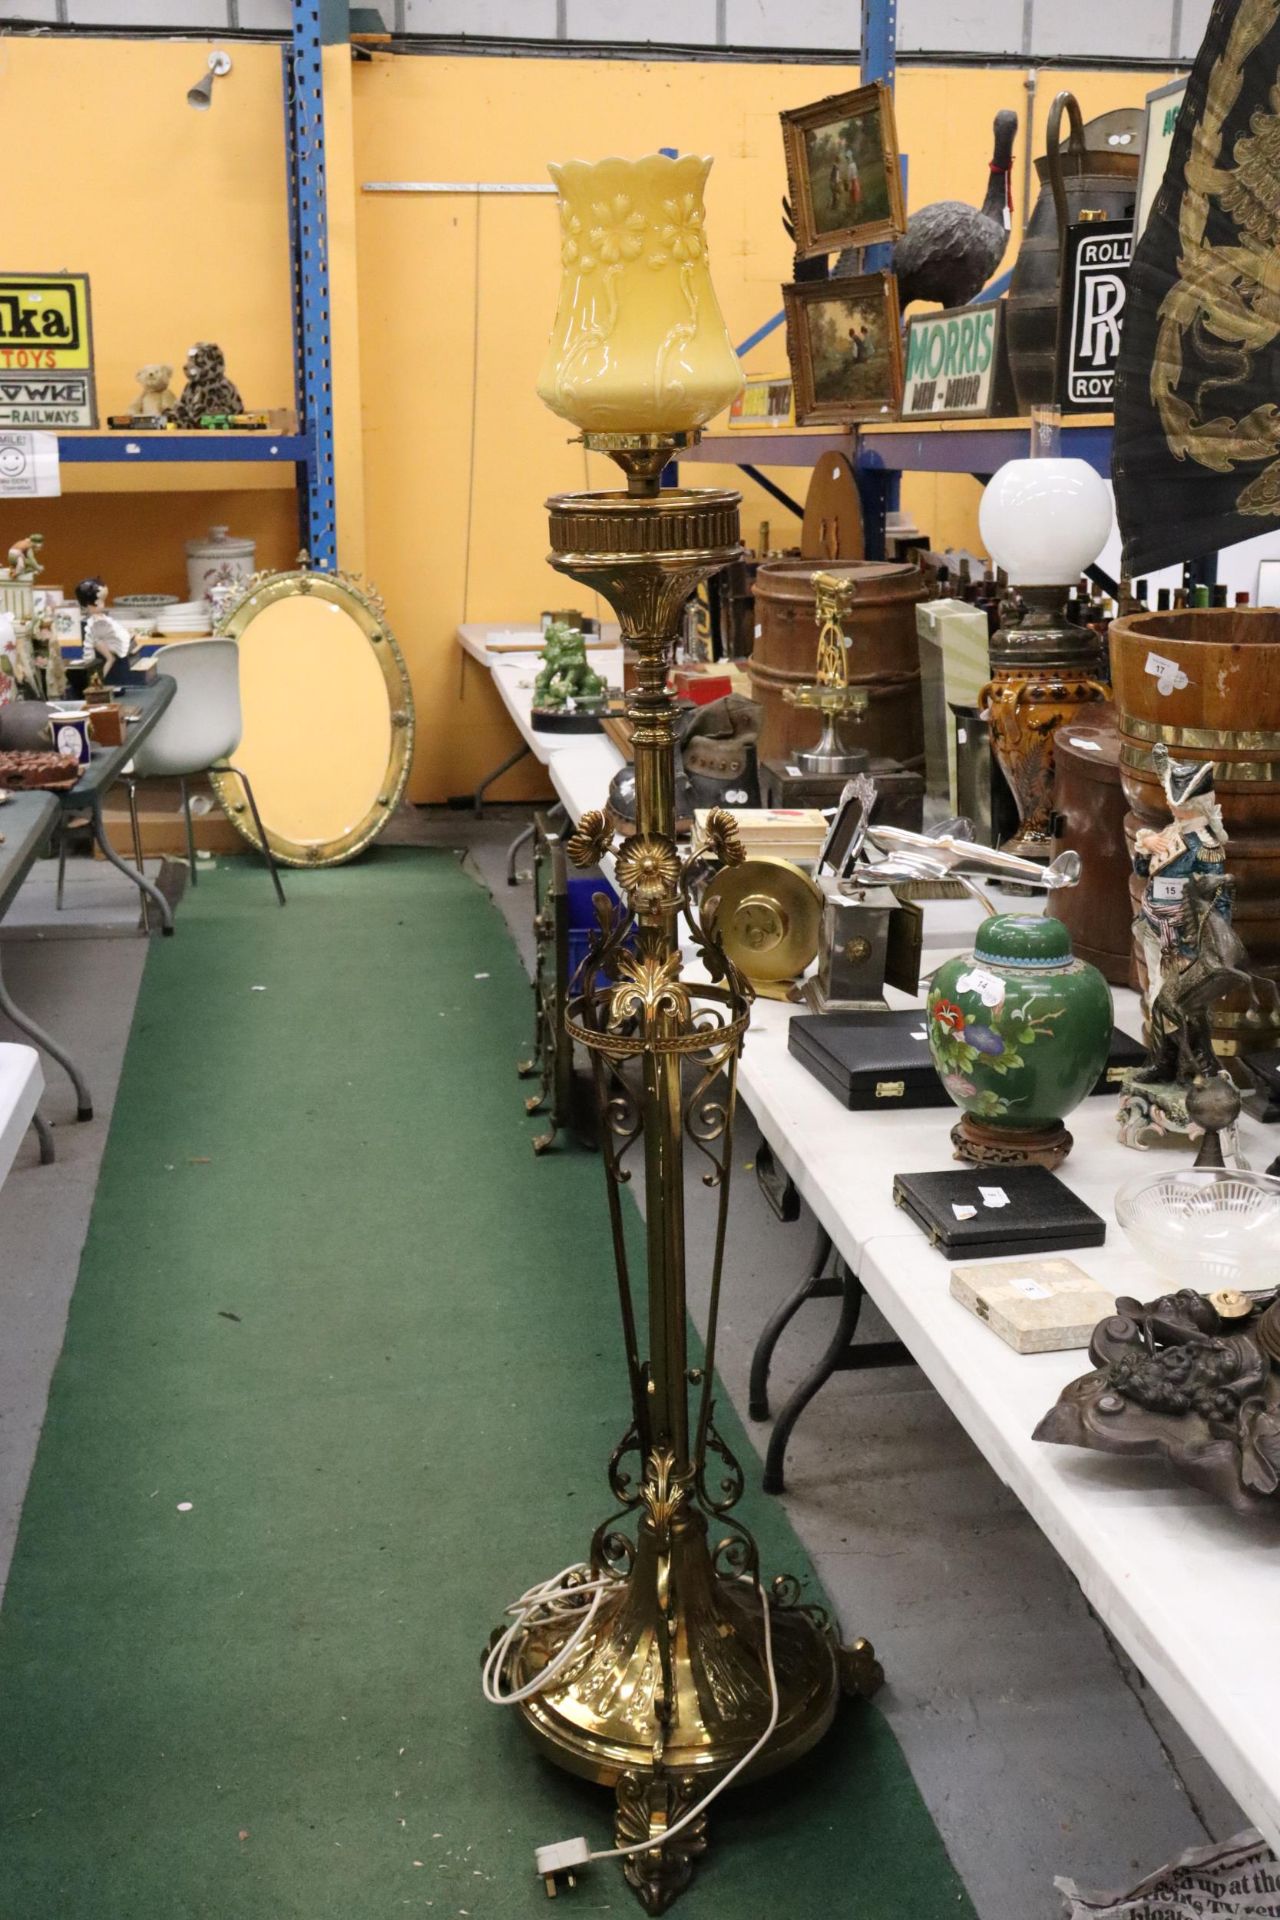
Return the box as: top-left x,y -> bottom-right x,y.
535,1836 -> 591,1896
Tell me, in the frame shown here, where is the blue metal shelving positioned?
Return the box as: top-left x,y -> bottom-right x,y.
284,1 -> 339,569
55,2 -> 339,569
57,435 -> 309,465
684,424 -> 1113,480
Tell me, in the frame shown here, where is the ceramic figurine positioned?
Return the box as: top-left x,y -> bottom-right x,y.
13,608 -> 68,701
1132,745 -> 1230,1011
172,342 -> 244,428
130,363 -> 178,417
928,912 -> 1112,1168
1117,745 -> 1248,1149
532,622 -> 604,713
75,578 -> 133,676
5,535 -> 44,584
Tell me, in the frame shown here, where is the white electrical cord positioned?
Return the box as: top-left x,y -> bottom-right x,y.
588,1577 -> 779,1865
484,1561 -> 781,1877
482,1562 -> 619,1707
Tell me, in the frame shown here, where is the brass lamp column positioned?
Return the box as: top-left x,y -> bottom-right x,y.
489,156 -> 881,1913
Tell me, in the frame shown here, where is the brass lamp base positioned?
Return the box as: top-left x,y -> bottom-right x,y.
510,1504 -> 844,1909
494,431 -> 882,1911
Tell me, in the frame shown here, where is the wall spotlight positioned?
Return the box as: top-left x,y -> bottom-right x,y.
187,51 -> 232,111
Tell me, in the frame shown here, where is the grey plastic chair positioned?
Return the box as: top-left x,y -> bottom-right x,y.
116,640 -> 284,910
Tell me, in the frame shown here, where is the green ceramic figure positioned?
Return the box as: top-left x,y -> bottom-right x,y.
533,621 -> 605,713
927,913 -> 1112,1168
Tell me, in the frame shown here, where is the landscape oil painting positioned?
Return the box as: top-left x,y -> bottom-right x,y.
783,273 -> 904,424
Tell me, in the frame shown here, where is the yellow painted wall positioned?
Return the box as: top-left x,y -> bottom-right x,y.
352,52 -> 1175,804
0,35 -> 298,595
0,38 -> 1174,805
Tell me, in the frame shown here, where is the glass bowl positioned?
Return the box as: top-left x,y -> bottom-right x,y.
1115,1167 -> 1280,1292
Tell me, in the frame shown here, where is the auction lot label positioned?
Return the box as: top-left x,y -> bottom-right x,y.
0,274 -> 97,427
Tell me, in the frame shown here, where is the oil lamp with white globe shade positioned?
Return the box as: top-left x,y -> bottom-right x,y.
977,415 -> 1115,859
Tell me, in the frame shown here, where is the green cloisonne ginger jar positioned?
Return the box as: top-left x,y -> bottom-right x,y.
926,913 -> 1113,1168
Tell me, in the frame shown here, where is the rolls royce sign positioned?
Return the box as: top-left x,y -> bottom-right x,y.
1058,223 -> 1131,412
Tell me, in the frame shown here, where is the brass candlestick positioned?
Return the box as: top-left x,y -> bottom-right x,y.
493,432 -> 880,1911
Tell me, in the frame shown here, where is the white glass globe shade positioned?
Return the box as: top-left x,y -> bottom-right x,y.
978,458 -> 1113,586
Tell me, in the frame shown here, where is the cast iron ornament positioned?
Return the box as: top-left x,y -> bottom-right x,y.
1035,1285 -> 1280,1513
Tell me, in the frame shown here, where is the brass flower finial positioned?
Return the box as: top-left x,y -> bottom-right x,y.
695,807 -> 745,868
567,809 -> 613,869
615,833 -> 682,912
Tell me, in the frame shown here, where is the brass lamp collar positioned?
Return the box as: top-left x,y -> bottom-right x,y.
576,429 -> 703,496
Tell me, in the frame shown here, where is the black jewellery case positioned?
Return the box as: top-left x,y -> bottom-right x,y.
891,1165 -> 1107,1260
788,1008 -> 1146,1112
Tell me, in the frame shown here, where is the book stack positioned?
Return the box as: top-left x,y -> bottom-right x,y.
699,807 -> 829,868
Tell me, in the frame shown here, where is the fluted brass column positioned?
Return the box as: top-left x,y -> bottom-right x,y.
494,435 -> 880,1913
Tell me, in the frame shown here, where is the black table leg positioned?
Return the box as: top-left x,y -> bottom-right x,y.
31,1111 -> 55,1164
0,949 -> 93,1120
749,1223 -> 833,1420
474,743 -> 531,817
762,1259 -> 913,1495
90,794 -> 173,935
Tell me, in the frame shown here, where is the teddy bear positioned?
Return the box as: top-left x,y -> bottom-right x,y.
131,363 -> 178,418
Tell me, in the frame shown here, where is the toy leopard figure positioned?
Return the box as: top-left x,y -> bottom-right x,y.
173,342 -> 244,427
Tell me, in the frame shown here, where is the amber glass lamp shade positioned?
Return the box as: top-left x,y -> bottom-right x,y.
536,153 -> 744,435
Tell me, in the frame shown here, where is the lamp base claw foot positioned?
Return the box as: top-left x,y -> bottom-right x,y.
615,1771 -> 707,1914
839,1635 -> 884,1699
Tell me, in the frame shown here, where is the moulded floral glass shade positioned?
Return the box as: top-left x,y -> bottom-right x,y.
536,153 -> 745,435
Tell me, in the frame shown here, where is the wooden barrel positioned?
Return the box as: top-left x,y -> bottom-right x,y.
1111,607 -> 1280,980
1048,722 -> 1136,986
749,558 -> 926,768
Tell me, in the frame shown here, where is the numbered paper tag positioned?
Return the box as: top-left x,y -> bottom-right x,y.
1009,1274 -> 1052,1300
979,1185 -> 1010,1208
952,1203 -> 978,1221
1144,650 -> 1189,695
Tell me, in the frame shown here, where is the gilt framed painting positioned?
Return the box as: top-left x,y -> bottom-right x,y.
780,83 -> 905,257
783,272 -> 903,425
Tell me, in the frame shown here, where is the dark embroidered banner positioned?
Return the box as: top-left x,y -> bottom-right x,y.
1114,0 -> 1280,573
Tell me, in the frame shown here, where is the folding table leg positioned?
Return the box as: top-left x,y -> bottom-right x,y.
0,949 -> 93,1121
90,794 -> 173,936
762,1259 -> 867,1494
473,742 -> 531,817
748,1223 -> 833,1420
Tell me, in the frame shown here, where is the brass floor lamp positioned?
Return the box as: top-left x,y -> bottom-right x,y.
485,153 -> 881,1912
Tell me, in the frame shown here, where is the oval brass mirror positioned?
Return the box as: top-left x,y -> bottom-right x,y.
211,568 -> 414,867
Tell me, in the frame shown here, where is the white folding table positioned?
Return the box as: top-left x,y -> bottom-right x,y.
482,650 -> 1280,1857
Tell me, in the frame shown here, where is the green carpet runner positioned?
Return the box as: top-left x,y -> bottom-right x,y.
0,850 -> 973,1917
